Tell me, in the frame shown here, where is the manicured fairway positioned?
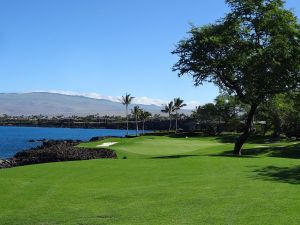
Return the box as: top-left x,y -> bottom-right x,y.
0,136 -> 300,225
79,136 -> 232,158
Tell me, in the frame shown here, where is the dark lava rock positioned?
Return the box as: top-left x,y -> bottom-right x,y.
0,140 -> 117,169
0,159 -> 17,169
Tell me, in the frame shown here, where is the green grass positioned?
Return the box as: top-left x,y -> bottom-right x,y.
0,135 -> 300,225
78,136 -> 231,158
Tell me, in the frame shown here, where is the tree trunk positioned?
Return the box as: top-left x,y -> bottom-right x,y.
272,111 -> 281,138
126,105 -> 129,135
142,120 -> 145,135
233,104 -> 258,156
136,115 -> 139,136
175,111 -> 178,133
169,114 -> 172,132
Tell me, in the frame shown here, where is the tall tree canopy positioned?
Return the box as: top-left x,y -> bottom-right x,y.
173,0 -> 300,155
215,94 -> 241,126
256,92 -> 300,137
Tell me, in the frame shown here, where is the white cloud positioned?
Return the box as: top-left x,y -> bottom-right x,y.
184,101 -> 201,110
35,90 -> 201,109
132,96 -> 168,106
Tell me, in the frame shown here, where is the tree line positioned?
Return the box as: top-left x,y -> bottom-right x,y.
121,90 -> 300,140
1,91 -> 299,139
121,93 -> 187,136
190,92 -> 300,138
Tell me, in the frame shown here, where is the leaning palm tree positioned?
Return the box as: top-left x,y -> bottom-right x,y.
131,106 -> 141,136
121,93 -> 135,135
140,110 -> 152,135
173,98 -> 187,133
161,101 -> 175,132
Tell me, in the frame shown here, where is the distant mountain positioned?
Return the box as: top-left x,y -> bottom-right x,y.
0,92 -> 190,116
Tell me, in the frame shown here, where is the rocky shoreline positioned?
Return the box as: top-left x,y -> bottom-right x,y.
0,138 -> 117,169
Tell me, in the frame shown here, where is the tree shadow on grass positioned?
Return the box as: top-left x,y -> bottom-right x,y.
218,147 -> 271,157
151,154 -> 200,159
253,165 -> 300,185
210,153 -> 258,158
218,143 -> 300,159
267,144 -> 300,159
244,143 -> 300,159
215,134 -> 281,144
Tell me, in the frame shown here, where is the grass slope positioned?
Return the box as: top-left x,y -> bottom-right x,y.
0,135 -> 300,225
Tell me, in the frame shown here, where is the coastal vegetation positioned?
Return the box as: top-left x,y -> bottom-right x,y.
161,101 -> 175,132
173,98 -> 187,133
121,93 -> 135,135
140,110 -> 152,135
131,105 -> 141,136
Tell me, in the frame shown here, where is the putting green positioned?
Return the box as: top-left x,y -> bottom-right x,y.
80,136 -> 235,158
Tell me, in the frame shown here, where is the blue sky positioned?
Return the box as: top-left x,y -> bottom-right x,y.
0,0 -> 299,108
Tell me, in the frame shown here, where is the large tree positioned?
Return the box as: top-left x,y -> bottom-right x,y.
173,0 -> 300,155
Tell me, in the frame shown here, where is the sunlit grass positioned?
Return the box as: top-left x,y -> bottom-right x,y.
0,135 -> 299,225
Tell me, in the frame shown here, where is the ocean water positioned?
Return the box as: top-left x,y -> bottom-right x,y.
0,126 -> 146,159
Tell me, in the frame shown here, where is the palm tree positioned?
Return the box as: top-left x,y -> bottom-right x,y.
161,101 -> 175,132
173,98 -> 187,133
121,93 -> 135,135
131,106 -> 141,136
140,110 -> 152,135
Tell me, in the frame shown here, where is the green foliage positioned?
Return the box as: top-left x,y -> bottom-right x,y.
131,105 -> 141,118
173,0 -> 300,153
173,0 -> 300,104
192,103 -> 218,122
140,110 -> 152,121
173,98 -> 187,111
173,98 -> 187,132
131,106 -> 142,135
161,101 -> 175,115
191,94 -> 242,134
256,92 -> 300,136
121,93 -> 134,106
215,94 -> 241,124
122,93 -> 135,135
140,110 -> 152,134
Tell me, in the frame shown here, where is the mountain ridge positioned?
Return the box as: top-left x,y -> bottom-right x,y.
0,92 -> 190,116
